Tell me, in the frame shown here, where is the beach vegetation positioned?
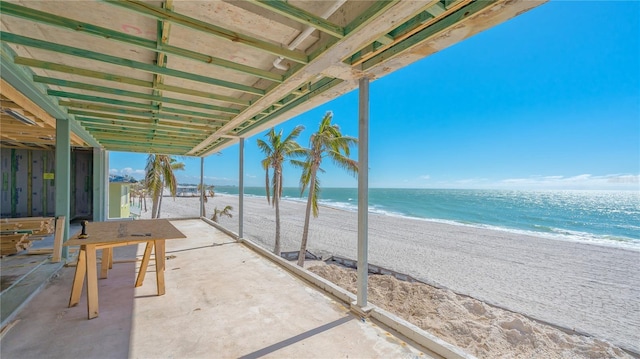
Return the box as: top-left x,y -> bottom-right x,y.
294,112 -> 358,267
257,125 -> 305,255
212,205 -> 233,223
145,154 -> 185,218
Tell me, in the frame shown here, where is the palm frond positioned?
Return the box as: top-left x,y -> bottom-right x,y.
328,150 -> 359,177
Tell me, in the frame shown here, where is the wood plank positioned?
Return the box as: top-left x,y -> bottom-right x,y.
154,239 -> 166,296
36,76 -> 246,111
14,57 -> 252,105
135,241 -> 154,287
85,244 -> 99,319
52,216 -> 65,263
100,247 -> 111,279
105,0 -> 308,64
252,0 -> 344,38
0,79 -> 55,128
0,216 -> 48,222
69,246 -> 87,307
27,248 -> 53,255
2,32 -> 265,95
65,220 -> 185,247
5,2 -> 282,82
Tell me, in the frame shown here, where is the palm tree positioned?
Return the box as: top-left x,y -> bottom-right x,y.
198,184 -> 215,217
212,205 -> 233,223
145,154 -> 185,218
294,112 -> 358,266
257,125 -> 305,255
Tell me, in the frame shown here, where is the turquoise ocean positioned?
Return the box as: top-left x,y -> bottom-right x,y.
216,187 -> 640,250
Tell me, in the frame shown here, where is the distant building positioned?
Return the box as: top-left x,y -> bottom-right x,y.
109,175 -> 137,219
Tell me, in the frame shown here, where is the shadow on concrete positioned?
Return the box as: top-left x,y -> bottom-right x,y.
1,245 -> 139,358
238,315 -> 354,359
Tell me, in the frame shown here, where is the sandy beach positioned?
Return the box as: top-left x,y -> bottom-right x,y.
137,194 -> 639,357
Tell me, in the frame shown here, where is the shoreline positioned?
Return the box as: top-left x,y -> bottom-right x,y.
164,192 -> 640,251
138,194 -> 640,354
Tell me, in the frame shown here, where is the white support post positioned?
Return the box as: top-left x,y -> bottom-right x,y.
356,77 -> 370,309
55,118 -> 71,259
200,157 -> 205,218
239,138 -> 244,238
92,148 -> 106,222
104,151 -> 109,220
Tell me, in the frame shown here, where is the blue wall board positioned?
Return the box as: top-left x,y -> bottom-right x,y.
0,148 -> 93,219
0,148 -> 12,217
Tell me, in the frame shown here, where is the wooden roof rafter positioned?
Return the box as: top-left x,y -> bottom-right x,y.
70,110 -> 222,129
58,101 -> 228,125
0,32 -> 264,96
35,76 -> 241,115
103,0 -> 309,64
1,1 -> 283,83
77,122 -> 213,137
14,57 -> 252,106
249,0 -> 345,39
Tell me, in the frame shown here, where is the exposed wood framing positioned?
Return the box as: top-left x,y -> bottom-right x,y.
0,0 -> 545,155
1,1 -> 283,82
104,0 -> 309,63
250,1 -> 345,39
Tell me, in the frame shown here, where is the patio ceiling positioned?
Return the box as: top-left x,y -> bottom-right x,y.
0,0 -> 544,156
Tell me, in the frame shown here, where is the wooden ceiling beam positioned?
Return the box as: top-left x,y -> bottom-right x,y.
104,0 -> 309,64
100,146 -> 188,155
75,116 -> 213,133
95,138 -> 193,151
36,76 -> 241,114
1,2 -> 283,83
86,131 -> 205,144
69,109 -> 221,128
1,32 -> 264,96
59,100 -> 228,124
250,1 -> 344,38
362,0 -> 493,70
81,121 -> 207,135
14,57 -> 251,106
0,78 -> 55,128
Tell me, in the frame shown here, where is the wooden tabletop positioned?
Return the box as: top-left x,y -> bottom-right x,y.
65,219 -> 186,246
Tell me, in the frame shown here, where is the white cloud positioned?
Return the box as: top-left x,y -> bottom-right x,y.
420,175 -> 430,180
110,167 -> 145,178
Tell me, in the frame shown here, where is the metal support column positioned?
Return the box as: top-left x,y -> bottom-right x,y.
238,138 -> 244,238
55,118 -> 71,258
357,77 -> 370,308
200,157 -> 205,218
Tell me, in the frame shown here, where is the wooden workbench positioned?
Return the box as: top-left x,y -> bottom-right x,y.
64,219 -> 186,319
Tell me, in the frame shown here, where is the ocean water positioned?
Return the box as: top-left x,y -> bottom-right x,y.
216,187 -> 640,250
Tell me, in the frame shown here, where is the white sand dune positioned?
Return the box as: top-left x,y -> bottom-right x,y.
137,194 -> 639,357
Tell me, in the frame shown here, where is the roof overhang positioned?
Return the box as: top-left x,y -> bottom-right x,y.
0,0 -> 546,156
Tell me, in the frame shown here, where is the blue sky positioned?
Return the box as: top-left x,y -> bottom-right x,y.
109,1 -> 639,190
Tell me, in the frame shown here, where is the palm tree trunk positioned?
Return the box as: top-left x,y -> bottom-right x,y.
297,170 -> 316,267
157,180 -> 164,219
151,193 -> 159,219
274,174 -> 281,256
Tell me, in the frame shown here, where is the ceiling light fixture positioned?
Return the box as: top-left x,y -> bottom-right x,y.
2,108 -> 36,125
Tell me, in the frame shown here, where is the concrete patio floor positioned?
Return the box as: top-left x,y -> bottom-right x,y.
0,219 -> 439,358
